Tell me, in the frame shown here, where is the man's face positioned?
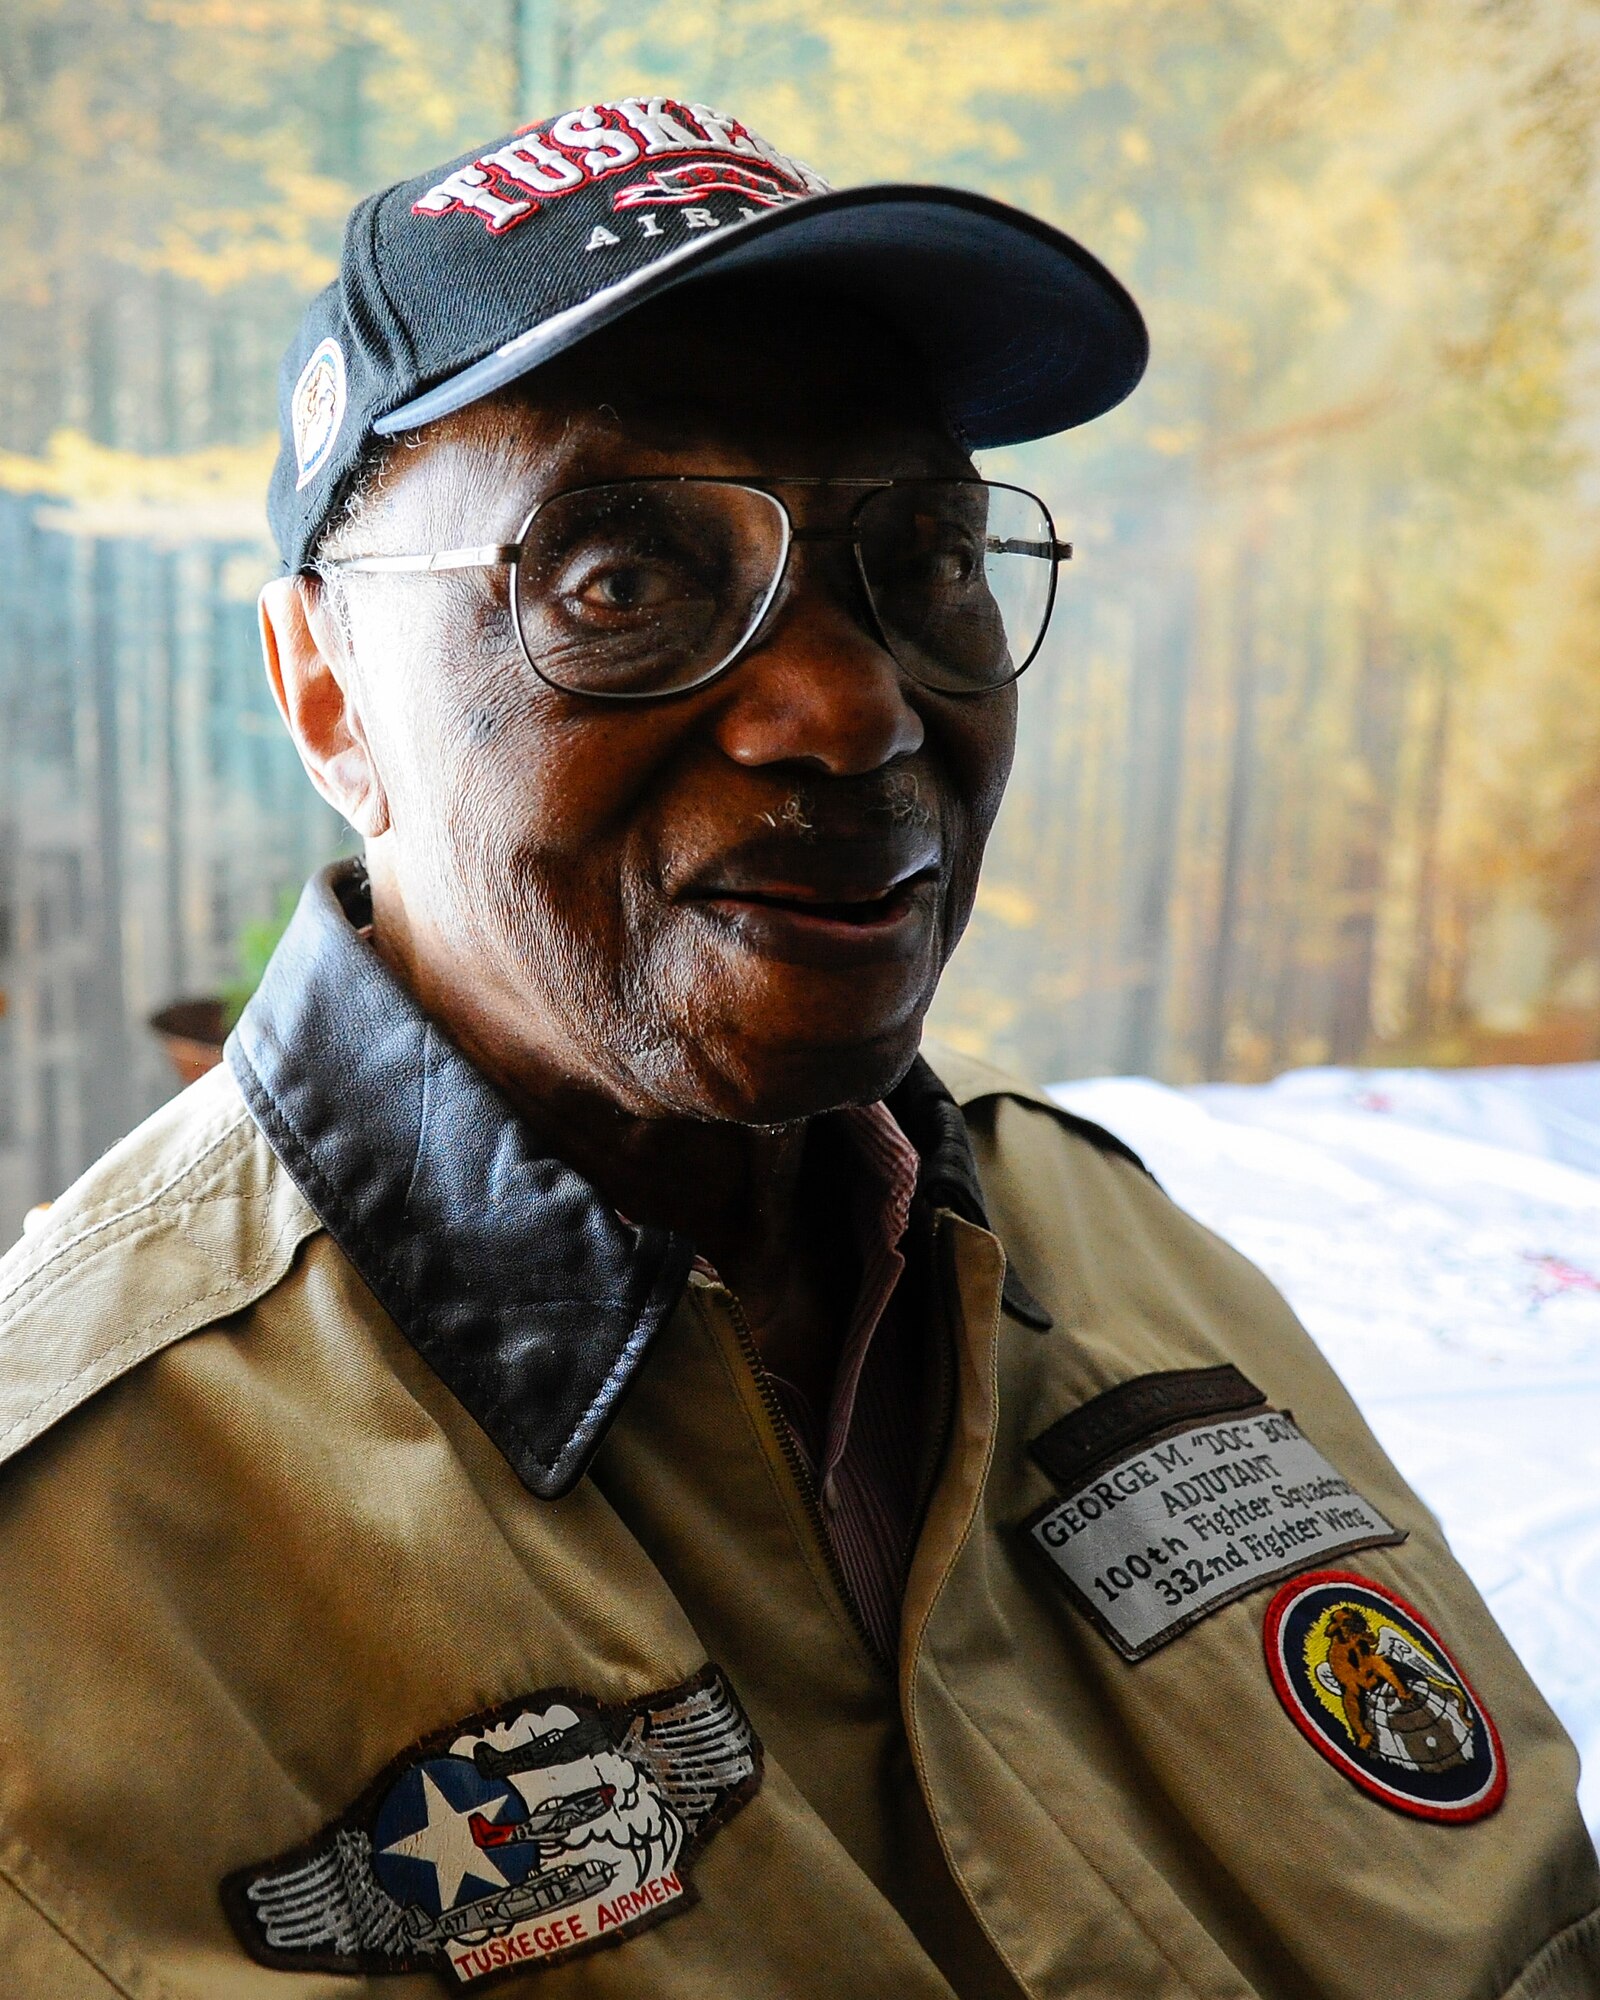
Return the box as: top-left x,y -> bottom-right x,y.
314,292 -> 1017,1126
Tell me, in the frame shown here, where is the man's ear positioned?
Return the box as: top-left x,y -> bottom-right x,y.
259,574 -> 391,838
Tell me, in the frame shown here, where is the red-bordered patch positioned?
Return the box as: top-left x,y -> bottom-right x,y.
1263,1570 -> 1505,1823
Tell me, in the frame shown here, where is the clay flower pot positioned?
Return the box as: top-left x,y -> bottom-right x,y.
148,998 -> 229,1086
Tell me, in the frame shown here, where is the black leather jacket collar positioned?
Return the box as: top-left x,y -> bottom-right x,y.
227,860 -> 1049,1501
228,861 -> 695,1500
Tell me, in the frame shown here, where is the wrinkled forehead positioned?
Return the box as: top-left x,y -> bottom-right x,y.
341,278 -> 966,547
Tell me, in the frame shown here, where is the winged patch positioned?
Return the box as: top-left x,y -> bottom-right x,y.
224,1665 -> 761,1986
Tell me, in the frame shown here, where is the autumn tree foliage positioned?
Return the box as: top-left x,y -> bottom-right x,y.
1,0 -> 1597,1095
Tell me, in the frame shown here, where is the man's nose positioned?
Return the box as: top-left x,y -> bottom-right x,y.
709,546 -> 925,776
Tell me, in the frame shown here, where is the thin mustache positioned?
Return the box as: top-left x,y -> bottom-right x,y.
674,773 -> 942,900
756,771 -> 934,838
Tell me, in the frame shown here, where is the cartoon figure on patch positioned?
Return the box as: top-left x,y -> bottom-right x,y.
446,1703 -> 686,1929
1264,1571 -> 1505,1823
1313,1601 -> 1473,1772
224,1666 -> 760,1986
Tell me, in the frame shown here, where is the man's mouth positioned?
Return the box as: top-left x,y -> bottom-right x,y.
676,844 -> 942,966
703,872 -> 931,929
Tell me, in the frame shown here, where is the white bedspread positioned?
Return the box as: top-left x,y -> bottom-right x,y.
1047,1063 -> 1600,1835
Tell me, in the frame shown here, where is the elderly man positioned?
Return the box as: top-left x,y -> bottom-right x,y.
0,97 -> 1594,2000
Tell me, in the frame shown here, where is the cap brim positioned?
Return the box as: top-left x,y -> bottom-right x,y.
374,183 -> 1147,448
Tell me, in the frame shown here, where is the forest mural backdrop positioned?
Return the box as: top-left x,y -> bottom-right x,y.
2,0 -> 1598,1224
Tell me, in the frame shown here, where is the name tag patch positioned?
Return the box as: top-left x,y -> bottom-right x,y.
223,1665 -> 760,1986
1023,1369 -> 1404,1660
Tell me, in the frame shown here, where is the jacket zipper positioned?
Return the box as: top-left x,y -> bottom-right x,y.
908,1211 -> 957,1541
715,1282 -> 882,1664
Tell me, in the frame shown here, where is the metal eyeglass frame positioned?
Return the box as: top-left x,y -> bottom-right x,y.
322,474 -> 1073,702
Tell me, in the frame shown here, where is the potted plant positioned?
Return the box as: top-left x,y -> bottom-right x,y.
148,888 -> 300,1085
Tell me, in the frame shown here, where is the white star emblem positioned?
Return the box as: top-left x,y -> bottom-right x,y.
381,1769 -> 512,1910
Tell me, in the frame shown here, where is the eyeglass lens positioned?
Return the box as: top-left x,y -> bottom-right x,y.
512,481 -> 787,699
511,479 -> 1057,700
854,481 -> 1056,696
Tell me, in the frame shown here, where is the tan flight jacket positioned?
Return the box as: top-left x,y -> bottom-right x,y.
0,1044 -> 1594,1999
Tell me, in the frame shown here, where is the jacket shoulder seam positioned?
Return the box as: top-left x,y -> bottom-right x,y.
964,1083 -> 1153,1182
0,1190 -> 315,1457
0,1115 -> 321,1465
0,1106 -> 256,1322
918,1041 -> 1152,1180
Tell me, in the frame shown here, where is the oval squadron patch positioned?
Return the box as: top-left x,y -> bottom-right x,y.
1263,1571 -> 1505,1823
291,336 -> 348,490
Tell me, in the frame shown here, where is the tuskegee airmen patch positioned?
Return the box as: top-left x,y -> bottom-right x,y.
222,1664 -> 761,1987
1263,1571 -> 1506,1823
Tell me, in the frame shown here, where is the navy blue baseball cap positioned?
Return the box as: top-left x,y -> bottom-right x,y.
269,95 -> 1148,573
